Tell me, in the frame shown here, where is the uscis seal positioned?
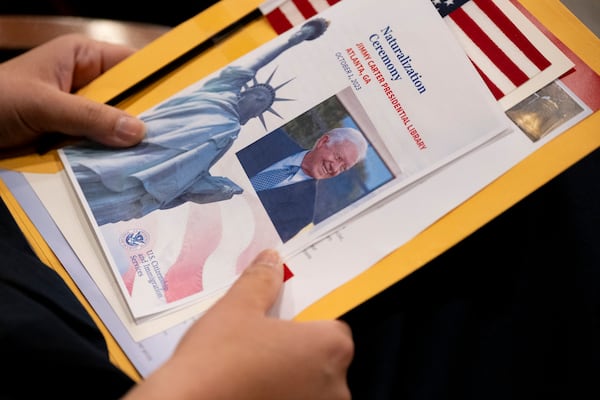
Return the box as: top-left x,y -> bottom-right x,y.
119,229 -> 150,250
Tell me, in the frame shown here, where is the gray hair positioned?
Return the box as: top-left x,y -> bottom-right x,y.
325,127 -> 368,161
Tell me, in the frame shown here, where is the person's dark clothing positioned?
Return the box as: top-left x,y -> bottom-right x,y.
0,197 -> 135,399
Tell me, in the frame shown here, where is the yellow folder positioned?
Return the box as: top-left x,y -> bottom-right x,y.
0,0 -> 597,380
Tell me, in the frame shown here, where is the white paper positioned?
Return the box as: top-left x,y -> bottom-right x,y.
58,0 -> 512,321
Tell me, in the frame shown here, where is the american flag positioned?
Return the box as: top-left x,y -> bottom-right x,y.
259,0 -> 553,103
261,0 -> 342,34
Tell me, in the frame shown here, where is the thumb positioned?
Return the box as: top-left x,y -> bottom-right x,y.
38,87 -> 146,147
216,249 -> 284,314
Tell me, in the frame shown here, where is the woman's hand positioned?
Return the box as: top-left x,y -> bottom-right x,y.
0,33 -> 145,151
125,249 -> 355,400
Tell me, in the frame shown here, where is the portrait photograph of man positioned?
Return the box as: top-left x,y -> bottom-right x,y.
237,92 -> 396,243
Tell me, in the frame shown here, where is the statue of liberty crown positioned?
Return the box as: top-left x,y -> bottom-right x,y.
237,17 -> 330,129
238,67 -> 295,129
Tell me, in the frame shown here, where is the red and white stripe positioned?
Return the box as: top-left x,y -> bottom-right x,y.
444,0 -> 551,100
260,0 -> 341,35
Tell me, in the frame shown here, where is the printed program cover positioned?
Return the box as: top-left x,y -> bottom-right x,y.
59,0 -> 512,321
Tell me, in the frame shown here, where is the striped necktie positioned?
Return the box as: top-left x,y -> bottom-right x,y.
250,165 -> 301,191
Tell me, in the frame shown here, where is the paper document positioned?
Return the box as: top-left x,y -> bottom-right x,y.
59,0 -> 513,321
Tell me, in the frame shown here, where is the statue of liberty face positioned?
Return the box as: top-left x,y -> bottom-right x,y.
237,84 -> 276,125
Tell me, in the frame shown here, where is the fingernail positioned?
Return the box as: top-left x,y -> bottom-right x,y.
255,249 -> 281,268
115,116 -> 146,141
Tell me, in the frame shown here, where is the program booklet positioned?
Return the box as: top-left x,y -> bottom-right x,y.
59,0 -> 512,321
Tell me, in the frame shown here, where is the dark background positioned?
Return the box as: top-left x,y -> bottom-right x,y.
0,1 -> 219,27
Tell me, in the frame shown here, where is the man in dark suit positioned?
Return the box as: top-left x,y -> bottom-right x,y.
237,127 -> 367,242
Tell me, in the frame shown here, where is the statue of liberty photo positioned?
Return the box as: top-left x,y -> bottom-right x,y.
62,18 -> 329,226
